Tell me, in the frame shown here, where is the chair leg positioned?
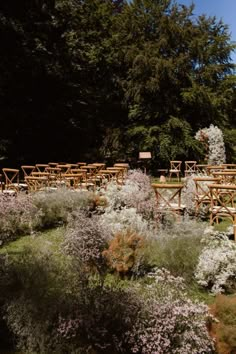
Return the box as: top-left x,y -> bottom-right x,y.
234,216 -> 236,241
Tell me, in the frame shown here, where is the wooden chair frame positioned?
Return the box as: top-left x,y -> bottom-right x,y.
206,165 -> 226,176
212,171 -> 236,184
25,176 -> 49,192
152,183 -> 185,216
21,165 -> 36,178
193,177 -> 220,214
2,168 -> 20,192
209,184 -> 236,240
35,164 -> 49,173
169,161 -> 182,181
184,161 -> 197,177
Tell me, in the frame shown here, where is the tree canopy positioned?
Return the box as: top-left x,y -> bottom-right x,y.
0,0 -> 235,167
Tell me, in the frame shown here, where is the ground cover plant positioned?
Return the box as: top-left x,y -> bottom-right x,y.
0,189 -> 95,245
1,169 -> 236,353
210,294 -> 236,354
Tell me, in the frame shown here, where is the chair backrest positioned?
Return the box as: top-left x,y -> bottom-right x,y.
35,164 -> 49,172
206,165 -> 226,175
2,168 -> 19,190
57,164 -> 71,174
48,162 -> 58,167
193,177 -> 220,206
185,161 -> 197,173
209,184 -> 236,214
170,161 -> 182,171
21,165 -> 35,178
212,171 -> 236,184
152,183 -> 184,211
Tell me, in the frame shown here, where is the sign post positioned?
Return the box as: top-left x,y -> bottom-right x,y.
138,152 -> 152,174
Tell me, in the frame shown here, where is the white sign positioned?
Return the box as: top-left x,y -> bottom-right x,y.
139,152 -> 151,159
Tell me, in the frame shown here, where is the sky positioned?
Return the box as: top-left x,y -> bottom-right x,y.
177,0 -> 236,62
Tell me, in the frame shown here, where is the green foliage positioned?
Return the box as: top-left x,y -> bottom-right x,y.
141,220 -> 206,282
0,0 -> 235,164
32,189 -> 94,229
224,128 -> 236,163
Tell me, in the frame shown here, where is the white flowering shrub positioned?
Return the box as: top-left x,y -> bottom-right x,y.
101,169 -> 159,221
195,232 -> 236,294
125,269 -> 214,354
195,124 -> 226,165
182,175 -> 197,213
100,207 -> 153,238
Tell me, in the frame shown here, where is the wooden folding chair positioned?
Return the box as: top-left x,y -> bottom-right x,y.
169,161 -> 182,181
196,164 -> 208,175
184,161 -> 197,177
209,184 -> 236,241
21,165 -> 35,178
61,172 -> 83,189
193,177 -> 220,214
25,176 -> 49,192
222,164 -> 236,169
152,183 -> 186,217
48,162 -> 58,167
97,170 -> 113,188
92,163 -> 106,172
206,165 -> 226,176
0,173 -> 3,192
2,168 -> 20,193
106,167 -> 124,185
35,164 -> 49,172
213,171 -> 236,184
57,164 -> 71,174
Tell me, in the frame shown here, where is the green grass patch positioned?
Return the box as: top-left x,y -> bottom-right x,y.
213,218 -> 233,233
0,227 -> 65,258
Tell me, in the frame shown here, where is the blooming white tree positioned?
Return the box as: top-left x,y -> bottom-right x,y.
195,124 -> 226,165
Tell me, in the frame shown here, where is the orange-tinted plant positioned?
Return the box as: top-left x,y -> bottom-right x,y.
209,294 -> 236,354
103,229 -> 144,276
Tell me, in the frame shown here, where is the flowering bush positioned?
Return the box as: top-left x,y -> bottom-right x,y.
195,232 -> 236,294
102,169 -> 159,222
125,269 -> 214,354
182,175 -> 197,214
57,269 -> 214,354
0,194 -> 39,244
195,125 -> 226,165
100,207 -> 153,238
63,210 -> 110,275
32,189 -> 94,228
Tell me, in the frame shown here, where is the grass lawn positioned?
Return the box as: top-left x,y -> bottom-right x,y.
0,227 -> 65,257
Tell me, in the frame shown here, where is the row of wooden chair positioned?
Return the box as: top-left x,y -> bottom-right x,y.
167,161 -> 236,181
152,176 -> 236,240
0,162 -> 130,193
